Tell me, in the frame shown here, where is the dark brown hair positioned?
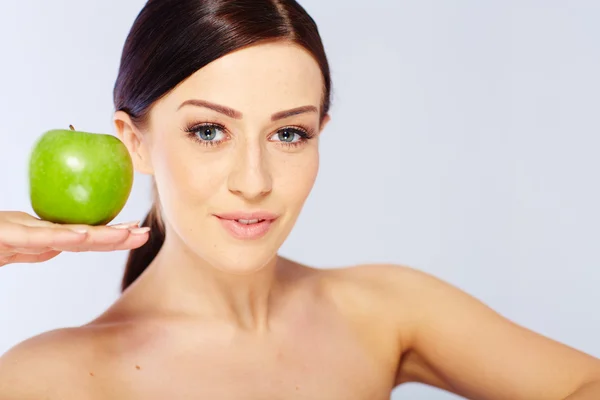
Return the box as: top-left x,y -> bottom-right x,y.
114,0 -> 332,292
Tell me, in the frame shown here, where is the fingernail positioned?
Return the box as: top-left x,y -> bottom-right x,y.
70,228 -> 88,234
130,227 -> 150,235
109,220 -> 140,229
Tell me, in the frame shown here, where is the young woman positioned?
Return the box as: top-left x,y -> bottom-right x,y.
0,1 -> 599,399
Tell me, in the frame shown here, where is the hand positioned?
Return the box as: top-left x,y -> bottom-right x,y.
0,211 -> 150,267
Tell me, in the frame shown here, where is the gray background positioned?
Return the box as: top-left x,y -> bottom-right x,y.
1,1 -> 599,398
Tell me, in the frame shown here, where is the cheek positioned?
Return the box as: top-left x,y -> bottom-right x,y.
152,140 -> 226,216
273,147 -> 319,207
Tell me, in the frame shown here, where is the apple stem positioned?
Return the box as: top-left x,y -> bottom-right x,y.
69,125 -> 75,131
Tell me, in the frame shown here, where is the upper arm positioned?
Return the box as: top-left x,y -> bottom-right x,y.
0,329 -> 89,399
390,266 -> 600,399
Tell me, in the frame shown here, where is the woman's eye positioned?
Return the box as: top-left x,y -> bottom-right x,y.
195,125 -> 226,141
272,128 -> 302,143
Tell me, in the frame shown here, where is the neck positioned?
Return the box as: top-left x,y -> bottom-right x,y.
134,232 -> 284,332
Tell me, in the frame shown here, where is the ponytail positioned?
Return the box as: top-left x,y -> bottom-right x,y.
121,187 -> 165,292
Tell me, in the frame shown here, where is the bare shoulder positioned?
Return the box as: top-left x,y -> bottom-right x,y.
312,263 -> 429,336
314,263 -> 470,338
305,263 -> 442,372
316,262 -> 433,305
0,326 -> 105,398
318,262 -> 470,306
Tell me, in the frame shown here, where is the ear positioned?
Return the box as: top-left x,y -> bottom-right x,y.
319,113 -> 331,134
113,111 -> 154,175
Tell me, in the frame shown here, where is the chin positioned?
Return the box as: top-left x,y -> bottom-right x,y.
173,213 -> 293,274
184,232 -> 281,275
195,214 -> 292,274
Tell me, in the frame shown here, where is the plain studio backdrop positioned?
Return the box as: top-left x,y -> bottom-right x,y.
1,1 -> 599,398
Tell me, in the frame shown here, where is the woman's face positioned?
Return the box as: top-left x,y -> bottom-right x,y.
122,42 -> 329,274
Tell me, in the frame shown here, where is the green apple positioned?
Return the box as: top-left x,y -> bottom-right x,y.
29,125 -> 133,225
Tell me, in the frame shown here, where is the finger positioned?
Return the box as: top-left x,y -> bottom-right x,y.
0,242 -> 13,252
70,226 -> 132,252
8,220 -> 141,252
38,225 -> 129,252
50,227 -> 150,252
6,250 -> 61,265
4,212 -> 60,228
87,229 -> 151,252
5,212 -> 98,228
11,246 -> 53,255
0,252 -> 16,267
61,220 -> 139,231
0,224 -> 89,249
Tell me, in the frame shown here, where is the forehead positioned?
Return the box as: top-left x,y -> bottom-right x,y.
159,41 -> 324,117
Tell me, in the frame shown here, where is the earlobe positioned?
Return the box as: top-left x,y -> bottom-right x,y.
113,111 -> 154,175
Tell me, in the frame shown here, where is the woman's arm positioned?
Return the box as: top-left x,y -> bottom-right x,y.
386,265 -> 600,399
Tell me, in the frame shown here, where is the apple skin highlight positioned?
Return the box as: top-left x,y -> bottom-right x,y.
28,126 -> 134,225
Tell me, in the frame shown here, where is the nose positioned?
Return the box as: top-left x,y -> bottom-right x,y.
227,140 -> 273,200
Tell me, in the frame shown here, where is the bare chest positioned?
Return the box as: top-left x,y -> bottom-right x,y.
89,323 -> 395,399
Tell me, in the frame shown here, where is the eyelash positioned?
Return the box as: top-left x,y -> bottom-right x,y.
182,121 -> 316,149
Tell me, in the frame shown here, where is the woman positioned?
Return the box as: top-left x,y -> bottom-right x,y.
0,0 -> 599,398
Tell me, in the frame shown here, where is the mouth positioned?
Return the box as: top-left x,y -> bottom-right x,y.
214,211 -> 279,240
233,218 -> 267,225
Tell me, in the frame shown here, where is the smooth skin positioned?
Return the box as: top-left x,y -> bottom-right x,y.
1,41 -> 599,399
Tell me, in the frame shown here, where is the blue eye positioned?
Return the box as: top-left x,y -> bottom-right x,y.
272,128 -> 306,143
184,123 -> 228,147
277,129 -> 297,142
196,125 -> 224,141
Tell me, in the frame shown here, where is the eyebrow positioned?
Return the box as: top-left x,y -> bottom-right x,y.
177,99 -> 318,121
271,105 -> 318,121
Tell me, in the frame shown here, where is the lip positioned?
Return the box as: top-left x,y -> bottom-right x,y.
214,211 -> 279,240
214,211 -> 279,221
